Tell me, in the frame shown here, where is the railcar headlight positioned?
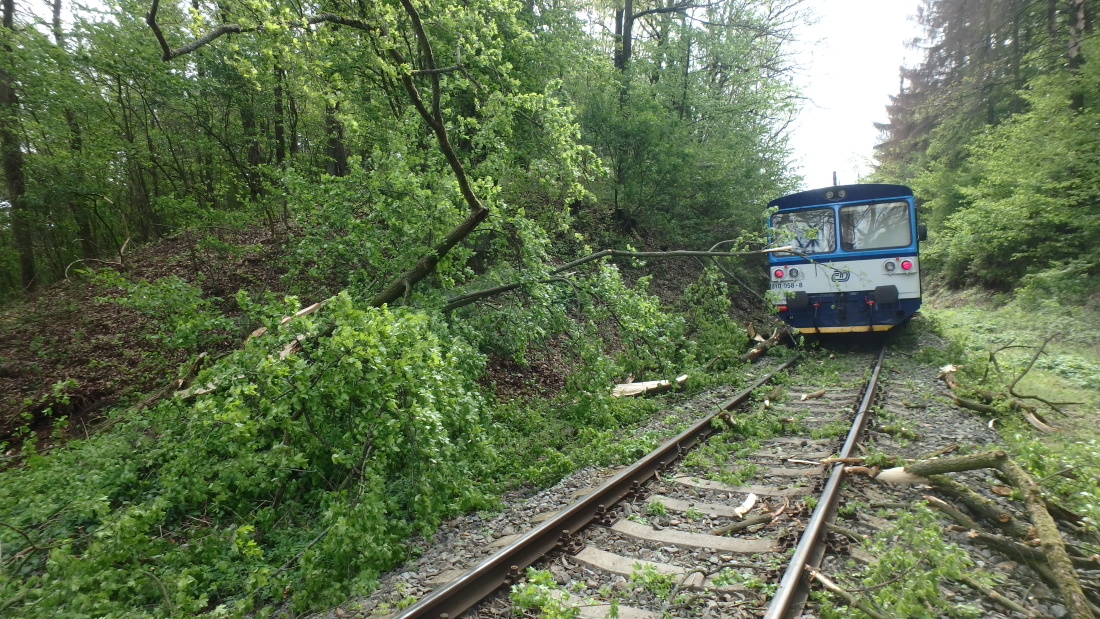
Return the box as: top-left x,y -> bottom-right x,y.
884,261 -> 896,272
788,267 -> 800,278
900,260 -> 913,271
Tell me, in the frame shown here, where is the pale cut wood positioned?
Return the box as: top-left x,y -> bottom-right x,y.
611,374 -> 688,397
800,388 -> 825,401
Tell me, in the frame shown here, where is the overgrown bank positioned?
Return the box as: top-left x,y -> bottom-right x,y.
0,234 -> 763,616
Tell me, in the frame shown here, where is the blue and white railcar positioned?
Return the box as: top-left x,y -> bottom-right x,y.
767,184 -> 925,333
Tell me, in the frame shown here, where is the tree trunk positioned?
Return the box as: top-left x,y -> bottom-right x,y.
274,64 -> 286,165
241,94 -> 262,196
614,0 -> 634,72
53,0 -> 95,260
325,102 -> 347,177
1068,0 -> 1088,110
1,0 -> 34,291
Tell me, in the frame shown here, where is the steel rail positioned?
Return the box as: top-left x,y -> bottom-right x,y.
392,354 -> 801,619
763,341 -> 887,619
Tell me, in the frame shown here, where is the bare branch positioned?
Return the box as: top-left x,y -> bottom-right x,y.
550,247 -> 776,275
443,247 -> 779,313
411,65 -> 461,76
145,3 -> 376,61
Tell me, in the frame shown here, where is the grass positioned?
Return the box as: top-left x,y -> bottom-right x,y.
924,294 -> 1100,432
922,292 -> 1100,529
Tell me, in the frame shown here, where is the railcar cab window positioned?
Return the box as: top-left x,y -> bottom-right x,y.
839,201 -> 911,251
771,208 -> 835,255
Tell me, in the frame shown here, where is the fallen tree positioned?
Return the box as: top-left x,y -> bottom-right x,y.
845,450 -> 1095,618
938,336 -> 1081,433
442,246 -> 791,313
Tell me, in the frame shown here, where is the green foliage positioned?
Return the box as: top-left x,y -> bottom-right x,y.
2,1 -> 812,616
0,293 -> 493,616
893,36 -> 1100,295
1010,435 -> 1100,532
711,568 -> 775,594
922,303 -> 1100,529
816,504 -> 984,619
573,1 -> 800,249
94,270 -> 235,353
629,563 -> 675,599
715,460 -> 760,487
809,420 -> 849,439
645,500 -> 667,517
484,386 -> 662,491
509,569 -> 580,618
683,507 -> 704,520
680,267 -> 749,371
876,423 -> 920,440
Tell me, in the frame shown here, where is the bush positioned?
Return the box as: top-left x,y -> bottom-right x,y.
0,293 -> 492,616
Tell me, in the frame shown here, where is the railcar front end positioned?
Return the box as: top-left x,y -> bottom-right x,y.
767,184 -> 924,333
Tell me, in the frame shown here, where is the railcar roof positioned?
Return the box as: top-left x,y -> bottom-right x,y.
769,184 -> 913,210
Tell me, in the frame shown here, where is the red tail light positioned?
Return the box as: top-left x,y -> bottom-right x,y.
773,269 -> 785,278
900,260 -> 913,270
778,305 -> 789,312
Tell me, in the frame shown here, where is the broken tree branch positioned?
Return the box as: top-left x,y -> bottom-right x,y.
998,457 -> 1094,618
940,364 -> 1063,432
741,328 -> 781,363
443,247 -> 784,313
927,474 -> 1032,539
146,1 -> 378,61
959,573 -> 1039,618
866,450 -> 1093,618
710,513 -> 772,535
805,566 -> 891,619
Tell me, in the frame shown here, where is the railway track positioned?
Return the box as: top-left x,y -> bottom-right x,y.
335,331 -> 1087,619
384,342 -> 889,619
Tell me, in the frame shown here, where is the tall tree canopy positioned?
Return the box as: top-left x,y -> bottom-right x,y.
0,0 -> 804,303
874,0 -> 1099,299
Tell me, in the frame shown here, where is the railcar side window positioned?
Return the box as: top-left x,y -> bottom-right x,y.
771,208 -> 836,255
839,201 -> 911,251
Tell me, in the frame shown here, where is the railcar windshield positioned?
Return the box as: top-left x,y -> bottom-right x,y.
839,201 -> 912,250
770,208 -> 835,255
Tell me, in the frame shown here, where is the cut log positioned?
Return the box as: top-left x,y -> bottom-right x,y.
740,329 -> 780,363
938,365 -> 963,390
904,451 -> 1008,477
800,388 -> 826,401
871,467 -> 929,485
611,374 -> 688,398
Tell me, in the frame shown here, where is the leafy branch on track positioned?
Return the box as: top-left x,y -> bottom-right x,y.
842,450 -> 1097,619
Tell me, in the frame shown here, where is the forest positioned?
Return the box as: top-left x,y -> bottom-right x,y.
876,0 -> 1100,302
0,0 -> 1097,616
